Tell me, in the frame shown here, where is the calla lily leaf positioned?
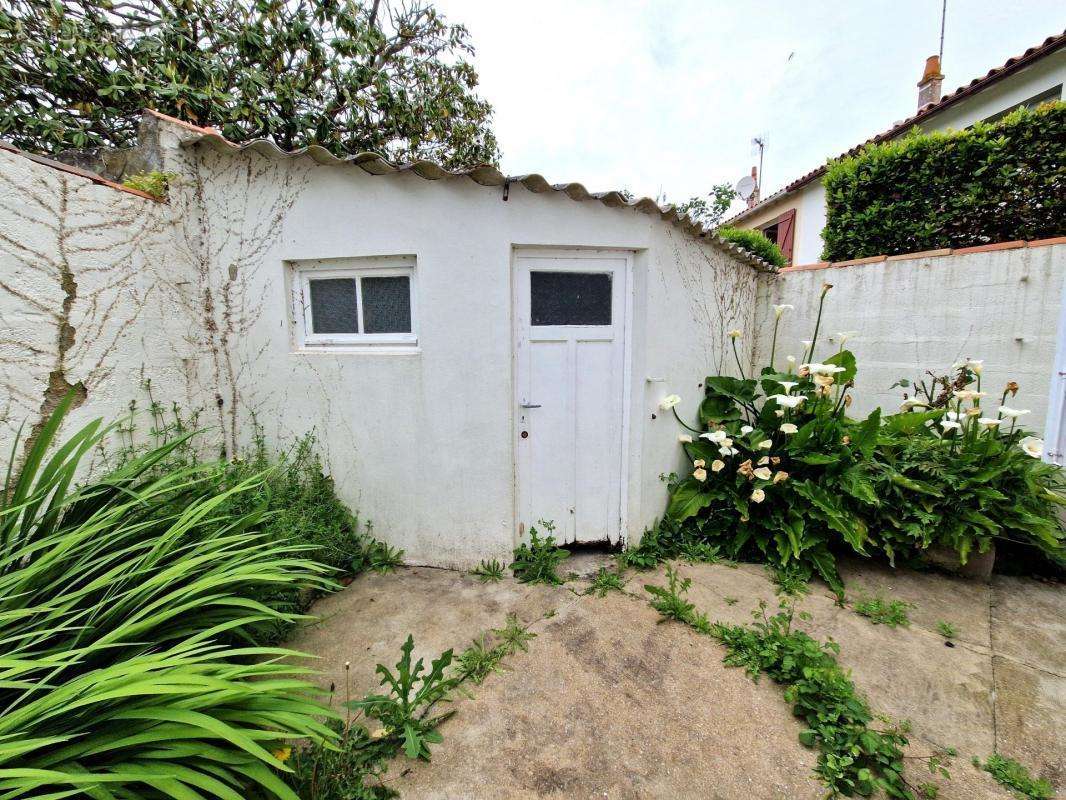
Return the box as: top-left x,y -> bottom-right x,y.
825,350 -> 857,383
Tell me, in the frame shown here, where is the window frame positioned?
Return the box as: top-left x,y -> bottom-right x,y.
291,256 -> 418,349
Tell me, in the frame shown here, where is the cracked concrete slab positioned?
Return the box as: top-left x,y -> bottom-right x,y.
290,561 -> 1064,799
991,575 -> 1066,675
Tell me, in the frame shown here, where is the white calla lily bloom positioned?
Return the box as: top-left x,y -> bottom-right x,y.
770,394 -> 806,409
659,394 -> 681,410
953,390 -> 987,402
753,466 -> 772,480
777,381 -> 799,393
802,363 -> 847,376
693,459 -> 705,468
719,446 -> 738,456
999,407 -> 1030,419
836,331 -> 857,344
1019,436 -> 1043,458
700,430 -> 728,443
740,425 -> 754,434
751,488 -> 766,503
978,418 -> 1002,428
758,439 -> 773,450
772,304 -> 794,318
711,459 -> 725,473
779,423 -> 799,434
940,420 -> 962,432
728,329 -> 742,339
693,468 -> 707,481
678,434 -> 693,443
900,398 -> 929,411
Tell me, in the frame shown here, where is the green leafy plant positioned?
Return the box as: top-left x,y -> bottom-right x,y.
454,613 -> 536,685
0,0 -> 499,168
712,601 -> 919,799
718,225 -> 788,267
852,594 -> 912,627
285,717 -> 398,800
348,635 -> 457,761
586,566 -> 627,597
822,102 -> 1065,261
121,169 -> 177,199
471,558 -> 505,582
0,393 -> 338,799
510,520 -> 570,584
645,565 -> 711,634
767,563 -> 813,597
975,754 -> 1053,800
936,621 -> 959,639
724,596 -> 739,606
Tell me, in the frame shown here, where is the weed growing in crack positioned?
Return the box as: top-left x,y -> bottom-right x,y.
471,558 -> 505,582
456,613 -> 538,686
510,521 -> 569,585
644,565 -> 711,634
936,620 -> 959,639
724,596 -> 739,606
975,754 -> 1053,799
767,563 -> 813,597
852,594 -> 913,627
586,567 -> 627,597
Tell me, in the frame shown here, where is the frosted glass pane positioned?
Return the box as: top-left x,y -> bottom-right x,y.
530,271 -> 611,325
309,278 -> 359,333
361,275 -> 412,333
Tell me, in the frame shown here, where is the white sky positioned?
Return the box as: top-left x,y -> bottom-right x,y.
434,0 -> 1063,208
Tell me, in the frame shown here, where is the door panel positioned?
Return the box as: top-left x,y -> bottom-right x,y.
515,252 -> 627,544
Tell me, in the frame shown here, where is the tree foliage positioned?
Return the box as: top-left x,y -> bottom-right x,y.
0,0 -> 500,168
822,102 -> 1065,260
675,182 -> 738,228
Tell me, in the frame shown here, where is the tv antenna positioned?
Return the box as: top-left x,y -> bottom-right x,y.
751,136 -> 766,195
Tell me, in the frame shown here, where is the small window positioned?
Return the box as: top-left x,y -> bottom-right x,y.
293,256 -> 416,348
530,271 -> 612,326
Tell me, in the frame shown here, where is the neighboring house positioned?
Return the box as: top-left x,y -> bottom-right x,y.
727,30 -> 1066,266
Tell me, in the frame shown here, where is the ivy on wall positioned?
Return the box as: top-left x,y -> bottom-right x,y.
821,102 -> 1065,261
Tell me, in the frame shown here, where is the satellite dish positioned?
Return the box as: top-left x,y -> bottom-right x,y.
735,175 -> 757,200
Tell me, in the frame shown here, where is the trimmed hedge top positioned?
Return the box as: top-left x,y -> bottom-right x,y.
822,102 -> 1065,261
718,226 -> 787,268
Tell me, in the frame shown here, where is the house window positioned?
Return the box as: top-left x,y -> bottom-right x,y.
292,256 -> 417,348
530,271 -> 612,325
757,208 -> 797,265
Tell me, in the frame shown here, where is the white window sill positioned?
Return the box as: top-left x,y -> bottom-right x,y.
291,345 -> 422,356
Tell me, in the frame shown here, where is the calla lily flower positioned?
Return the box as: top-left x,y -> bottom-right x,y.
940,420 -> 962,432
758,439 -> 772,450
772,471 -> 789,484
751,488 -> 766,503
678,434 -> 693,443
777,381 -> 799,393
659,394 -> 681,410
835,331 -> 857,344
701,429 -> 728,443
693,459 -> 705,468
693,467 -> 707,481
719,446 -> 738,456
773,304 -> 794,319
779,423 -> 799,434
900,398 -> 929,411
711,459 -> 725,472
728,329 -> 742,339
999,407 -> 1030,419
953,390 -> 987,402
978,418 -> 1001,428
770,394 -> 806,409
753,466 -> 772,480
740,425 -> 754,434
802,363 -> 846,376
1019,436 -> 1043,458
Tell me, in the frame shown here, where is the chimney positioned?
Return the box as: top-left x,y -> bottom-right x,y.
917,55 -> 944,111
747,166 -> 760,208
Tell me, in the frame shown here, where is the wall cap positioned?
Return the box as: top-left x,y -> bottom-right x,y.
781,238 -> 1065,273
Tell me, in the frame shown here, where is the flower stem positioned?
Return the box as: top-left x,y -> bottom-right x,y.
732,339 -> 747,380
672,406 -> 703,434
807,286 -> 831,363
769,317 -> 780,372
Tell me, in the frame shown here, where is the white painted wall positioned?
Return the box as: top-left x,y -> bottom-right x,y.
161,131 -> 759,567
753,244 -> 1066,437
737,48 -> 1065,265
0,148 -> 204,466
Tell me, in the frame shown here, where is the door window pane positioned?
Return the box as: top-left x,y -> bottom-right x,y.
530,271 -> 612,326
361,275 -> 412,333
309,278 -> 359,333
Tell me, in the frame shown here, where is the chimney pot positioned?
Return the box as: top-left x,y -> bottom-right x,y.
917,54 -> 944,111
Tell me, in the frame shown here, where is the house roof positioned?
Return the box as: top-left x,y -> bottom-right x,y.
725,29 -> 1066,226
147,110 -> 775,271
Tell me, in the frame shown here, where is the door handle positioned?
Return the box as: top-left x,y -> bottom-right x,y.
520,403 -> 542,409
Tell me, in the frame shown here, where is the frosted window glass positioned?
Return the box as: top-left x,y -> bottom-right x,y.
530,271 -> 611,325
309,278 -> 359,333
361,275 -> 412,333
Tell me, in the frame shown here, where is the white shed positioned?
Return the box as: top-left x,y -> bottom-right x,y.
144,113 -> 768,567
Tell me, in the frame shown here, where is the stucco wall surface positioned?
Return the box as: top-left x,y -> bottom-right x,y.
753,245 -> 1066,435
0,147 -> 202,465
166,133 -> 759,567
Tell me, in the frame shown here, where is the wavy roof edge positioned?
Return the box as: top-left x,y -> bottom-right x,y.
155,113 -> 774,272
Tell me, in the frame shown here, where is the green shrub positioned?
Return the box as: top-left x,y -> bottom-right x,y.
121,170 -> 177,199
0,394 -> 337,799
717,225 -> 788,268
662,290 -> 1065,591
822,102 -> 1065,261
976,754 -> 1053,799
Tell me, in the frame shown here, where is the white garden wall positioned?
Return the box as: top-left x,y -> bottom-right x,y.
753,242 -> 1066,437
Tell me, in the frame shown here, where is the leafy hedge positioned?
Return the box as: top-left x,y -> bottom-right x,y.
822,102 -> 1065,261
718,226 -> 787,268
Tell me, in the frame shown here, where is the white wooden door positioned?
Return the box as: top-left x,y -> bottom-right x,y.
514,251 -> 628,544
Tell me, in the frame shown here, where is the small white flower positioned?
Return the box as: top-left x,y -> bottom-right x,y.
899,398 -> 929,411
728,329 -> 743,339
786,355 -> 797,368
678,434 -> 693,443
801,340 -> 812,350
758,439 -> 772,449
835,331 -> 857,345
719,446 -> 737,456
693,467 -> 708,481
751,488 -> 766,503
770,394 -> 806,409
940,420 -> 962,432
802,363 -> 847,376
693,459 -> 705,468
711,459 -> 725,473
740,425 -> 754,434
753,466 -> 772,480
757,456 -> 770,466
953,358 -> 984,375
953,390 -> 987,402
944,410 -> 959,422
780,423 -> 799,434
659,394 -> 681,410
772,304 -> 794,319
978,417 -> 1002,428
701,429 -> 728,443
998,407 -> 1030,419
777,381 -> 799,393
720,437 -> 733,448
813,374 -> 835,388
775,409 -> 785,418
772,470 -> 789,484
1019,436 -> 1043,458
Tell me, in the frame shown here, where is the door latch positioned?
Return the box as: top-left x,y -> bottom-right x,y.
520,402 -> 542,408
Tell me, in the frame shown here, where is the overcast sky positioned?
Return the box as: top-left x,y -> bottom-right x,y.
433,0 -> 1063,209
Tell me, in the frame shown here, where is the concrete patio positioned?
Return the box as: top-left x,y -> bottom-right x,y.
289,556 -> 1065,799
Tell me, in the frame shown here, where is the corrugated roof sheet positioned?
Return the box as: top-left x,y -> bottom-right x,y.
153,111 -> 774,271
726,29 -> 1066,225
